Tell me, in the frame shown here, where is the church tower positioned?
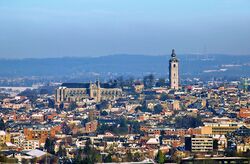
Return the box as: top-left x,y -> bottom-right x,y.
169,49 -> 179,90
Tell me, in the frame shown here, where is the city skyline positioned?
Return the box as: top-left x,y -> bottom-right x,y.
0,1 -> 250,163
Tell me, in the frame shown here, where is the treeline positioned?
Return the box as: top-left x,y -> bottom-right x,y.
107,74 -> 167,89
97,117 -> 142,135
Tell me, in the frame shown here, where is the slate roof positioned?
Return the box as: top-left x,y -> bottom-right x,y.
61,83 -> 90,88
100,83 -> 117,88
61,82 -> 118,89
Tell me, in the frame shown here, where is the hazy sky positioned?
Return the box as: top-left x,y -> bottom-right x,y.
0,0 -> 250,58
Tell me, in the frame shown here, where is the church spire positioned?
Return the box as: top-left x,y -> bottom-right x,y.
171,49 -> 176,58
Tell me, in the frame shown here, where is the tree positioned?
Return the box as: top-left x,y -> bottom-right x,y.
104,154 -> 112,163
18,89 -> 38,103
225,148 -> 237,157
61,122 -> 71,135
143,74 -> 155,89
83,139 -> 91,154
57,144 -> 67,157
59,103 -> 64,110
44,138 -> 55,154
124,77 -> 134,88
243,149 -> 250,157
156,78 -> 166,87
133,152 -> 141,162
213,140 -> 218,150
159,130 -> 165,145
74,148 -> 83,163
154,104 -> 164,114
175,116 -> 203,129
74,140 -> 102,164
0,155 -> 18,163
119,117 -> 127,128
134,106 -> 142,113
68,102 -> 77,111
156,150 -> 165,164
39,88 -> 49,95
0,119 -> 5,130
129,121 -> 141,134
90,151 -> 102,163
126,151 -> 133,162
160,93 -> 168,101
48,98 -> 55,108
115,76 -> 125,88
97,124 -> 111,134
30,157 -> 37,164
97,117 -> 129,135
101,111 -> 109,116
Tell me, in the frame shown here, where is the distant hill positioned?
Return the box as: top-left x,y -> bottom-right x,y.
0,54 -> 249,81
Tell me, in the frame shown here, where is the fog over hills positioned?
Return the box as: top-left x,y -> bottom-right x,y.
0,54 -> 249,81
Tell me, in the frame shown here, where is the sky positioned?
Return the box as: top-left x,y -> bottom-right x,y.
0,0 -> 250,58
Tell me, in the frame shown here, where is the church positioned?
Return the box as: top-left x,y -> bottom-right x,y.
55,81 -> 122,103
169,49 -> 180,90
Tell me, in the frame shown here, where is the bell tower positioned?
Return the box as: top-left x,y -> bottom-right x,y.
169,49 -> 179,90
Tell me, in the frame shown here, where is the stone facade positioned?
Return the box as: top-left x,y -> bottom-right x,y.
169,49 -> 179,90
56,81 -> 122,103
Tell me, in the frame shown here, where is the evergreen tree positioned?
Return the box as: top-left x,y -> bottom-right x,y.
44,138 -> 55,154
57,144 -> 67,157
84,139 -> 91,154
104,154 -> 112,163
156,150 -> 165,164
213,140 -> 218,150
74,148 -> 83,163
0,119 -> 5,130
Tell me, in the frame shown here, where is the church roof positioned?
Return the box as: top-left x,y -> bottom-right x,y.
61,82 -> 119,89
100,83 -> 118,88
171,49 -> 176,58
169,49 -> 179,62
61,83 -> 90,88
